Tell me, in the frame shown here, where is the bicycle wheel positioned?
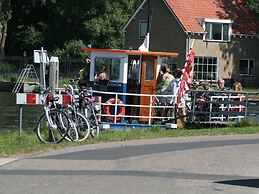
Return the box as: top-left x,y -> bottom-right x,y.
89,115 -> 100,138
65,119 -> 79,142
79,103 -> 99,138
74,112 -> 91,142
35,110 -> 70,144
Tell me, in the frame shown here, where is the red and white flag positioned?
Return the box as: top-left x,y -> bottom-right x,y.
176,47 -> 195,106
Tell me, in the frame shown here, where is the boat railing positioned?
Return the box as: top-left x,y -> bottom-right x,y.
92,90 -> 177,126
92,89 -> 259,126
53,87 -> 259,127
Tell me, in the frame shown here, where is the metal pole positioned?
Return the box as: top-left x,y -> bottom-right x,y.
245,94 -> 248,119
148,95 -> 152,125
227,93 -> 230,122
114,93 -> 118,124
40,47 -> 46,86
19,105 -> 23,136
192,91 -> 196,122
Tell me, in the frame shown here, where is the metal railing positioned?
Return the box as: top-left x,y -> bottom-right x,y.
186,90 -> 259,124
46,87 -> 259,127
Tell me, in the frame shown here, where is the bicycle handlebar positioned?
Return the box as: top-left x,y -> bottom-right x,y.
34,82 -> 52,94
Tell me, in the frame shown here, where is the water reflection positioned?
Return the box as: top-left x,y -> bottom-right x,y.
0,92 -> 42,131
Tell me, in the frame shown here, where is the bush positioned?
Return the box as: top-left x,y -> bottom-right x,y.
0,62 -> 20,82
53,39 -> 89,61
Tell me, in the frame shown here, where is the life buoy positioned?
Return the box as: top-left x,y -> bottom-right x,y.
104,98 -> 125,122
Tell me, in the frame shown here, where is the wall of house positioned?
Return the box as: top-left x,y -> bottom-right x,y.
191,36 -> 259,87
232,37 -> 259,88
123,0 -> 259,88
124,0 -> 187,68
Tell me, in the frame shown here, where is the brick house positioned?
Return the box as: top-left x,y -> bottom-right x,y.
122,0 -> 259,87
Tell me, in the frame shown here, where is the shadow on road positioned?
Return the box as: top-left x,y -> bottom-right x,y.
34,138 -> 259,161
216,179 -> 259,188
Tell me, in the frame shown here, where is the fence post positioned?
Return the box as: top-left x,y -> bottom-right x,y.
244,94 -> 248,119
226,93 -> 230,122
148,95 -> 153,125
19,105 -> 23,136
192,91 -> 196,122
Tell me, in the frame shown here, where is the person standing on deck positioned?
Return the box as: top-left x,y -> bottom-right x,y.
78,59 -> 91,88
157,65 -> 174,94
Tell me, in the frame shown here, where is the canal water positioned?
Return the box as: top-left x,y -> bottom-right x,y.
0,92 -> 42,131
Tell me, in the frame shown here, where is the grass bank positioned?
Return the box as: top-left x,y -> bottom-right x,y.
1,124 -> 259,157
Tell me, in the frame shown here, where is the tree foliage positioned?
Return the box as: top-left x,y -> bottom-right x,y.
53,39 -> 88,60
5,0 -> 142,57
3,0 -> 257,57
246,0 -> 259,16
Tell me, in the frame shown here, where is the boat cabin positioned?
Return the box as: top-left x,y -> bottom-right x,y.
82,47 -> 179,122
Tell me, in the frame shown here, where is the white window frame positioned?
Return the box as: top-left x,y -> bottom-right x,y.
203,19 -> 233,42
139,20 -> 148,39
239,59 -> 255,76
193,56 -> 219,81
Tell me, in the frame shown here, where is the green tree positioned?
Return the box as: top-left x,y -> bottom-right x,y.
5,0 -> 142,55
246,0 -> 259,16
53,39 -> 88,60
0,0 -> 11,55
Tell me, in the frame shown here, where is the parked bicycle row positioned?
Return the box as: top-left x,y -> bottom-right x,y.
35,80 -> 100,144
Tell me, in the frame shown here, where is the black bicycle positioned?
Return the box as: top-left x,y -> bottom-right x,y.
79,87 -> 100,138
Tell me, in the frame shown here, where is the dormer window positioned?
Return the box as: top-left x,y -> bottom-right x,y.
139,20 -> 148,39
203,19 -> 232,41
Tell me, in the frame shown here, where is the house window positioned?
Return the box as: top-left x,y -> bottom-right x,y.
193,56 -> 218,81
139,20 -> 148,38
239,59 -> 255,76
204,19 -> 232,41
161,56 -> 178,73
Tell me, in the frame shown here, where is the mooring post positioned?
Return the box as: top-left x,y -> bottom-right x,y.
19,105 -> 23,136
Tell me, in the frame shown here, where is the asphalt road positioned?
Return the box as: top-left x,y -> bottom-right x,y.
1,134 -> 259,194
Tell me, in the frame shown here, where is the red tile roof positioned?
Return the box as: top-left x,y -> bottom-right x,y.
166,0 -> 259,34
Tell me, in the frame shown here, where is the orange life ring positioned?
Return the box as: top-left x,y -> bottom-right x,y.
104,98 -> 125,122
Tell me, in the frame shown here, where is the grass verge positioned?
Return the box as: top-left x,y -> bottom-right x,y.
1,124 -> 259,157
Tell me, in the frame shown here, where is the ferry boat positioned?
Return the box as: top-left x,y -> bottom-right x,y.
81,47 -> 179,127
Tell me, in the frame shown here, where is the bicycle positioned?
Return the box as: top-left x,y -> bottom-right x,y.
63,82 -> 91,141
35,86 -> 71,144
79,87 -> 100,138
